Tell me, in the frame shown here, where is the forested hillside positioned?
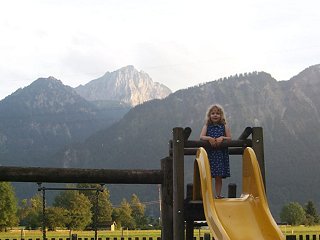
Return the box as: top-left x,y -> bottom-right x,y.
56,65 -> 320,218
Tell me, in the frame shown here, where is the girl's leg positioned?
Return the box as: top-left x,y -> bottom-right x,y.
215,176 -> 222,197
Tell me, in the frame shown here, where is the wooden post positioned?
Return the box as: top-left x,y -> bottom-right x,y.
161,157 -> 173,240
252,127 -> 266,190
173,127 -> 185,240
185,184 -> 194,240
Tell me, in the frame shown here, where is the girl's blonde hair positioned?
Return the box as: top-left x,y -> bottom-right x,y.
205,104 -> 227,125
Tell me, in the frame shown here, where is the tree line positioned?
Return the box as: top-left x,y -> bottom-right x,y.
2,182 -> 319,232
0,182 -> 159,232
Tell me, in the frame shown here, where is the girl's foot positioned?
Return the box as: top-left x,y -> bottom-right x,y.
216,195 -> 224,199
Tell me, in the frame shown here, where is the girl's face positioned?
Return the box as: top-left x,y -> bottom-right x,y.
210,108 -> 221,124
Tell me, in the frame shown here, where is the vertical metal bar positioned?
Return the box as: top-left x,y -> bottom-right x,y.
172,127 -> 185,240
94,189 -> 99,240
42,188 -> 46,240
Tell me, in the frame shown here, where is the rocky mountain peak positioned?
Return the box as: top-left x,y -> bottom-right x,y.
290,64 -> 320,85
24,76 -> 66,91
1,77 -> 91,115
75,66 -> 172,106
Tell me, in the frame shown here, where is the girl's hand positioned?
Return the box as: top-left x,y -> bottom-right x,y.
208,137 -> 217,147
216,137 -> 224,145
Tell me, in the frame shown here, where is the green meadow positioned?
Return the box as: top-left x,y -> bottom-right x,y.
1,226 -> 320,240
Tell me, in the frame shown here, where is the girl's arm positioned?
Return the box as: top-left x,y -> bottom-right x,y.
224,125 -> 231,141
200,125 -> 209,140
216,125 -> 232,143
200,125 -> 216,146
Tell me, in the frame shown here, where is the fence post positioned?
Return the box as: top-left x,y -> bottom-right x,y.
172,127 -> 185,240
203,233 -> 210,240
286,235 -> 296,240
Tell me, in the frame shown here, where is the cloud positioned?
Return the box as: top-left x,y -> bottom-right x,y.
1,0 -> 320,99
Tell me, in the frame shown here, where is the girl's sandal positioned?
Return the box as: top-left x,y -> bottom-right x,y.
216,195 -> 224,199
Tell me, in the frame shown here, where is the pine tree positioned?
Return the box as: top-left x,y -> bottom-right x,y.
18,194 -> 42,230
54,189 -> 92,230
304,200 -> 319,225
77,184 -> 113,228
117,199 -> 135,229
130,194 -> 147,229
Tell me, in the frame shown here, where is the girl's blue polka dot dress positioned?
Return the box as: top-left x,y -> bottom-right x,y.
206,124 -> 230,178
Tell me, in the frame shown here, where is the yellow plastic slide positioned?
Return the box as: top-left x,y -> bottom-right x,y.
193,147 -> 285,240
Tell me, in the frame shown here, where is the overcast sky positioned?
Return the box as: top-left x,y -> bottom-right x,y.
1,0 -> 319,100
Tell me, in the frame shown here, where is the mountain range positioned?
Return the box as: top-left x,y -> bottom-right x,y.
0,66 -> 171,167
1,64 -> 320,220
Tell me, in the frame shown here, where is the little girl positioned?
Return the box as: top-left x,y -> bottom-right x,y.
200,104 -> 231,199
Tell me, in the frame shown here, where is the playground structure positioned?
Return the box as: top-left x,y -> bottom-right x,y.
0,127 -> 284,240
192,147 -> 284,239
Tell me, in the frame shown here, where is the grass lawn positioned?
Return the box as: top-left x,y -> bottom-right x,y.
279,225 -> 320,236
1,226 -> 320,239
0,230 -> 162,239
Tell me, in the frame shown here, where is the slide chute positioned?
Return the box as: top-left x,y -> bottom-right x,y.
193,147 -> 285,240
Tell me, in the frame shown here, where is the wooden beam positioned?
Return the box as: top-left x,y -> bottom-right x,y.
184,139 -> 252,148
238,127 -> 253,140
0,166 -> 163,184
174,147 -> 245,156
